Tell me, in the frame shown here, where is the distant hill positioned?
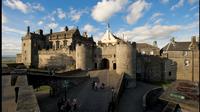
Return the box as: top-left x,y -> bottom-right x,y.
2,57 -> 16,67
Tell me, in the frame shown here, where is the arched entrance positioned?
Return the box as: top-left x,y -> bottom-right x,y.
101,58 -> 109,69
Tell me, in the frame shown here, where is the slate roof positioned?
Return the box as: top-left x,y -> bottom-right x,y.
136,43 -> 159,50
162,42 -> 199,51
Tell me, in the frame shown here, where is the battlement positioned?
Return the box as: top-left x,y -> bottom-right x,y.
38,48 -> 74,55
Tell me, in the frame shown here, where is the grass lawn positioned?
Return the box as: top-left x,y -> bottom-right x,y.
35,86 -> 51,92
150,81 -> 172,90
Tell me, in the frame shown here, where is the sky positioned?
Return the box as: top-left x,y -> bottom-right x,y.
2,0 -> 199,56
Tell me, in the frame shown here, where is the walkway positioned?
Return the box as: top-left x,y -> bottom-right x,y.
118,81 -> 159,112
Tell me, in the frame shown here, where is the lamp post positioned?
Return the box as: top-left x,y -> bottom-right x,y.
63,80 -> 69,100
111,87 -> 114,102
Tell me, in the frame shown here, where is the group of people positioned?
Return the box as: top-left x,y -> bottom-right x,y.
91,81 -> 105,90
57,97 -> 80,112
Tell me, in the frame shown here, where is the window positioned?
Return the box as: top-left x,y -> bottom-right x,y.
114,54 -> 116,57
63,40 -> 67,47
184,60 -> 190,66
183,51 -> 188,56
56,41 -> 60,49
23,43 -> 25,46
168,72 -> 171,76
113,63 -> 116,70
24,50 -> 26,54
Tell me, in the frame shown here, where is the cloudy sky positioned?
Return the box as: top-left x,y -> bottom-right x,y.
2,0 -> 199,56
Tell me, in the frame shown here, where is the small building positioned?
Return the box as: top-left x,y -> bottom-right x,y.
161,36 -> 199,82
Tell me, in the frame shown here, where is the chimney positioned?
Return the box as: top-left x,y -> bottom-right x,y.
191,36 -> 196,44
170,37 -> 176,46
83,32 -> 88,38
153,41 -> 157,47
50,29 -> 53,34
27,26 -> 30,34
37,29 -> 43,35
64,26 -> 68,31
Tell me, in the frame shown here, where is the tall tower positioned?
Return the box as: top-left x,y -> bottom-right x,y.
76,43 -> 87,70
21,26 -> 32,68
116,41 -> 136,88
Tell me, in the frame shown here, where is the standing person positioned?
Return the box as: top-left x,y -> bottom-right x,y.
65,99 -> 71,112
94,82 -> 98,91
15,87 -> 19,103
91,81 -> 95,90
57,97 -> 62,112
71,98 -> 79,112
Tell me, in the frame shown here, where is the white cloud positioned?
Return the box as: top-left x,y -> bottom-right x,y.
188,0 -> 199,4
126,0 -> 151,24
4,0 -> 29,13
3,0 -> 44,13
57,8 -> 66,19
171,0 -> 184,11
150,12 -> 163,21
116,24 -> 181,42
31,3 -> 45,11
47,22 -> 58,29
69,8 -> 88,22
160,0 -> 169,4
38,21 -> 43,25
2,13 -> 7,24
190,5 -> 198,11
154,18 -> 163,24
2,25 -> 26,35
91,0 -> 128,22
82,24 -> 98,34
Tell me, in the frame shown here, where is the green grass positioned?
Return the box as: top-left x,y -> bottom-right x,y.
150,81 -> 172,89
35,86 -> 50,92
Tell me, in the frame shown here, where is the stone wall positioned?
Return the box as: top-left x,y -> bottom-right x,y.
16,54 -> 22,63
38,49 -> 76,71
165,50 -> 199,82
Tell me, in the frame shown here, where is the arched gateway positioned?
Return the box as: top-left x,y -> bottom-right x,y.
101,58 -> 109,69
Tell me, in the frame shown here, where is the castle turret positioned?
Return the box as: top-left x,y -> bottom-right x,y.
65,26 -> 68,31
50,29 -> 53,34
76,43 -> 88,70
27,26 -> 30,34
116,42 -> 136,88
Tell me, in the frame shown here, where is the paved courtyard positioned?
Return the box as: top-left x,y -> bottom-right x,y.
35,78 -> 112,112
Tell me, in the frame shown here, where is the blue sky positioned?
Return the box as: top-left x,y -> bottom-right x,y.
2,0 -> 199,56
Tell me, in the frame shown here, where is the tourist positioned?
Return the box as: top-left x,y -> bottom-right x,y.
100,83 -> 105,89
71,98 -> 80,112
94,81 -> 98,90
57,97 -> 62,112
65,99 -> 71,112
91,81 -> 95,90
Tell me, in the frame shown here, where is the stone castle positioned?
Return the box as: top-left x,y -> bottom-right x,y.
16,25 -> 199,82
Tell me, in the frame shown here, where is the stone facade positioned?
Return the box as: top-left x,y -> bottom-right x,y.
162,36 -> 199,82
17,25 -> 199,83
16,54 -> 22,63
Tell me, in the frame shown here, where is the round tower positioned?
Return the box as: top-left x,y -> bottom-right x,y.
76,43 -> 87,70
116,41 -> 136,87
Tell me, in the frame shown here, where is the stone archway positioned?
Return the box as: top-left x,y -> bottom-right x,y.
101,58 -> 109,69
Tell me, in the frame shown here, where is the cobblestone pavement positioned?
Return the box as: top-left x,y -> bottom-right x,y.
118,81 -> 159,112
